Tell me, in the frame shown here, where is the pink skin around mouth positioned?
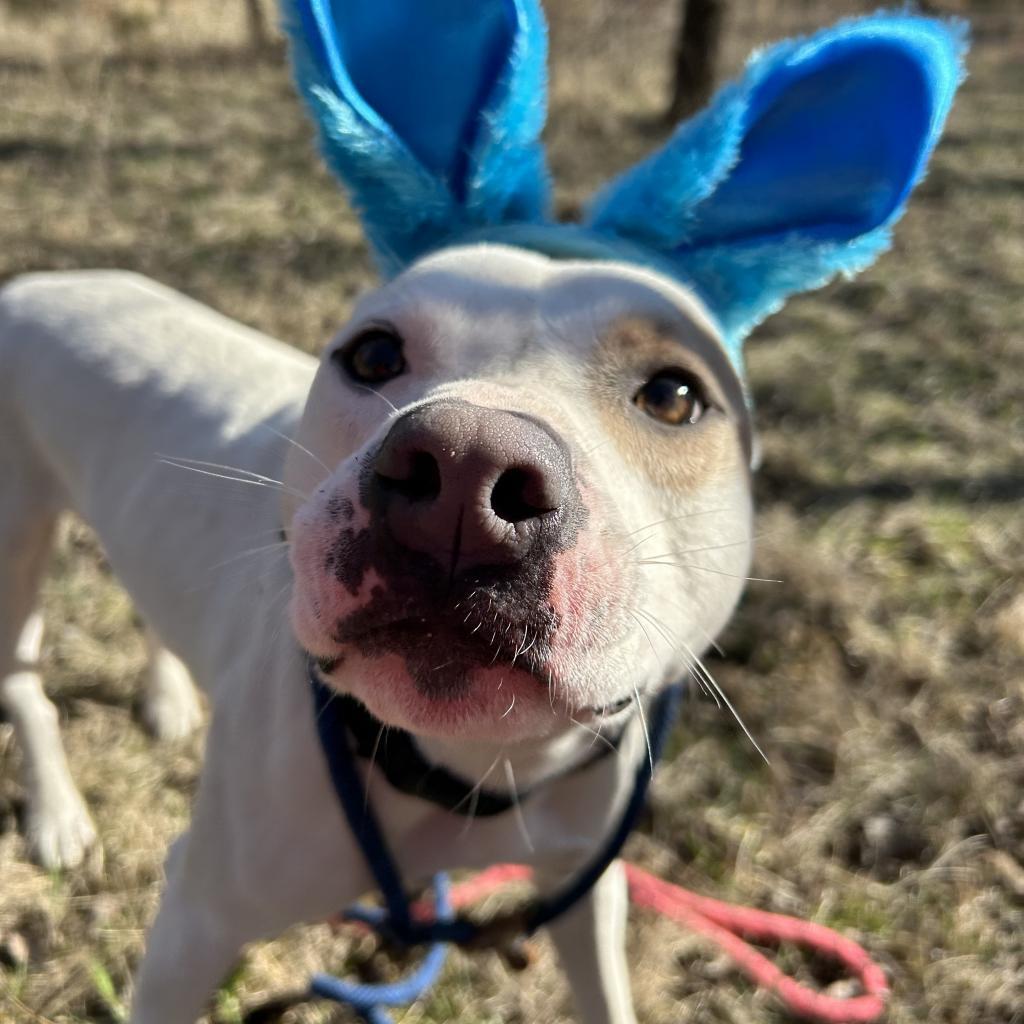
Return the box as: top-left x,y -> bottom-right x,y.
318,652 -> 567,741
290,482 -> 630,738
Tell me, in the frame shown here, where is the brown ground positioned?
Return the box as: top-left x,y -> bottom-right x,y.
1,1 -> 1022,1022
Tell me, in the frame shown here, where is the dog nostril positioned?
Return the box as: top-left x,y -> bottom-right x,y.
375,450 -> 442,502
490,466 -> 557,524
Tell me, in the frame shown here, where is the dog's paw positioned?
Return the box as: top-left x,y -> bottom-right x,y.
25,785 -> 98,871
142,650 -> 203,742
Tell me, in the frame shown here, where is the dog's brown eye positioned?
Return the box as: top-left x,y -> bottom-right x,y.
634,370 -> 706,426
338,328 -> 406,384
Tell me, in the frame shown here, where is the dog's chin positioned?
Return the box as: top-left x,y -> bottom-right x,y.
314,650 -> 565,742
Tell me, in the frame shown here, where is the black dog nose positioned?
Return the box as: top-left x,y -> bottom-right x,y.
368,400 -> 575,567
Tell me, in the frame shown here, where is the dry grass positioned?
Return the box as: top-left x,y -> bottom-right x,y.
1,0 -> 1023,1021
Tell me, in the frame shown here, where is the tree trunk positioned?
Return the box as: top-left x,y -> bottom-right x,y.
667,0 -> 726,123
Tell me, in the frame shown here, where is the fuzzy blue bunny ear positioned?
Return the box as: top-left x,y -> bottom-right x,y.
587,15 -> 967,363
283,0 -> 551,275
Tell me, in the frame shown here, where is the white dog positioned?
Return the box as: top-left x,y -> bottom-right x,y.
0,7 -> 962,1023
0,254 -> 750,1023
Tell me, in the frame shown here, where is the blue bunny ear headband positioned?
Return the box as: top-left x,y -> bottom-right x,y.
283,1 -> 966,376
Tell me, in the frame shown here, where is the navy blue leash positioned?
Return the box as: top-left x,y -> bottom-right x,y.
308,660 -> 684,1023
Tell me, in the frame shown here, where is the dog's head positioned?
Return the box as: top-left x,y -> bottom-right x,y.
281,2 -> 964,740
286,245 -> 752,739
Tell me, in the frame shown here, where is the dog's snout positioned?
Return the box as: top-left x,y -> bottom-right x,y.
369,400 -> 574,565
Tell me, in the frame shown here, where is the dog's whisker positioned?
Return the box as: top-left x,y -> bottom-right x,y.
615,530 -> 769,581
633,607 -> 677,650
364,724 -> 387,811
671,643 -> 722,707
625,611 -> 659,771
639,613 -> 725,703
158,456 -> 310,503
634,604 -> 725,704
633,601 -> 729,712
612,513 -> 751,568
353,383 -> 399,414
453,753 -> 502,833
509,629 -> 529,669
570,716 -> 618,756
158,454 -> 296,489
651,591 -> 729,661
503,759 -> 534,853
691,620 -> 726,659
678,638 -> 769,765
626,606 -> 681,769
632,681 -> 653,773
619,530 -> 663,560
620,508 -> 733,540
695,674 -> 722,708
501,693 -> 516,719
208,540 -> 290,573
677,649 -> 721,707
257,577 -> 296,664
578,437 -> 613,457
235,524 -> 294,546
313,682 -> 341,726
675,535 -> 766,557
259,424 -> 332,474
637,559 -> 782,584
186,546 -> 291,595
162,481 -> 293,513
627,608 -> 661,664
464,787 -> 481,829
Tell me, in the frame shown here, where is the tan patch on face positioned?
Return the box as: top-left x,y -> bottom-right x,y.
588,316 -> 751,493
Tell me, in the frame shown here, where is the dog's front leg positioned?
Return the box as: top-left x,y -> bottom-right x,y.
544,860 -> 637,1024
128,703 -> 265,1024
129,676 -> 372,1024
129,831 -> 249,1024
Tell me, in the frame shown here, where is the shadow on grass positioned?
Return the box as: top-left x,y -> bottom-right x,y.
0,232 -> 370,291
0,138 -> 211,164
99,41 -> 287,73
756,467 -> 1024,511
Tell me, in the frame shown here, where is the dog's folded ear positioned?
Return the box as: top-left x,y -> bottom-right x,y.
284,0 -> 551,274
586,15 -> 967,360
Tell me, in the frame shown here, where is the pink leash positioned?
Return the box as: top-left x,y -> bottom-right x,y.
406,862 -> 889,1024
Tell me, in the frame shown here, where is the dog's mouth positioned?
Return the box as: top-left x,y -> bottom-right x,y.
314,647 -> 635,722
289,460 -> 644,734
319,590 -> 556,698
313,607 -> 636,720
